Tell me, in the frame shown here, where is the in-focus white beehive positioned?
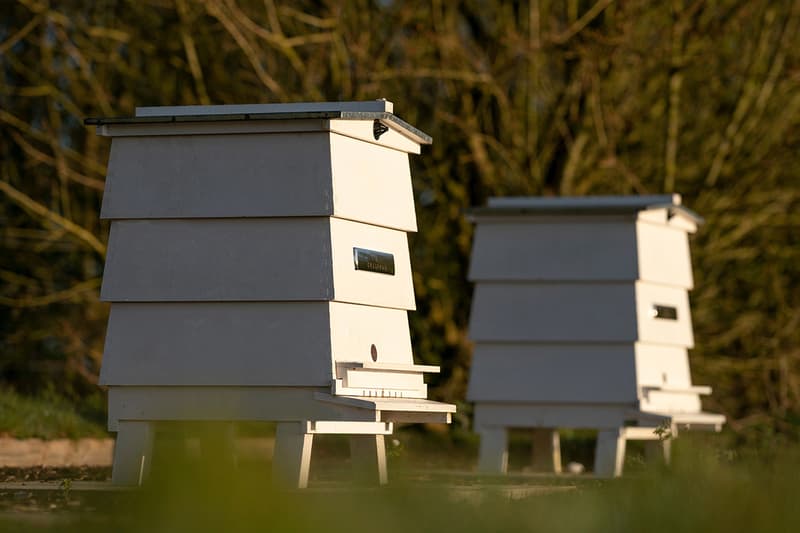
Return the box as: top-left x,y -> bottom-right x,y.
89,100 -> 455,487
466,195 -> 724,477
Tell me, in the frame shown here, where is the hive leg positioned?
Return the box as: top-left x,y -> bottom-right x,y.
477,426 -> 509,474
349,434 -> 388,485
594,429 -> 626,478
645,438 -> 672,465
272,422 -> 314,488
531,428 -> 562,474
112,421 -> 155,486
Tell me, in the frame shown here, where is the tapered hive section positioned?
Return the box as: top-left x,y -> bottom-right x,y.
466,195 -> 723,428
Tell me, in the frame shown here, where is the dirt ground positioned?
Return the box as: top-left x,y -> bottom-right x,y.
1,466 -> 111,483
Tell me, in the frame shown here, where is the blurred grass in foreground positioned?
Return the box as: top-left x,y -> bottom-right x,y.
0,387 -> 106,439
1,430 -> 798,533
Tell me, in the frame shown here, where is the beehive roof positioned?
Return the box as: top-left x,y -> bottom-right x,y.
85,100 -> 432,144
470,194 -> 703,225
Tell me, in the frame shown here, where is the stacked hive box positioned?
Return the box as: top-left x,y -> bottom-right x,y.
466,195 -> 724,477
89,100 -> 455,487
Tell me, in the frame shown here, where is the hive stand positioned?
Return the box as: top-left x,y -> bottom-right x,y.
88,100 -> 455,487
465,195 -> 725,477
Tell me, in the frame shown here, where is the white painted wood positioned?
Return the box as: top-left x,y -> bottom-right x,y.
98,119 -> 328,138
105,387 -> 454,430
101,133 -> 334,220
641,384 -> 711,396
635,282 -> 694,347
467,343 -> 638,403
466,194 -> 722,476
305,421 -> 393,435
273,422 -> 313,488
111,421 -> 153,486
329,135 -> 417,230
637,207 -> 670,225
314,393 -> 456,416
469,282 -> 694,347
634,343 -> 693,390
101,218 -> 416,309
329,217 -> 415,308
100,303 -> 331,386
100,134 -> 418,231
667,212 -> 699,233
94,99 -> 450,487
332,380 -> 427,399
620,426 -> 664,440
343,369 -> 424,391
330,119 -> 421,154
469,283 -> 638,343
666,411 -> 726,431
476,426 -> 509,473
639,207 -> 701,233
135,100 -> 394,117
636,221 -> 694,288
473,403 -> 635,430
468,343 -> 711,411
328,303 -> 414,368
106,387 -> 379,431
333,361 -> 435,398
339,361 -> 440,373
531,429 -> 562,474
468,219 -> 638,282
101,218 -> 334,302
469,216 -> 694,288
100,302 -> 413,386
98,116 -> 431,149
640,390 -> 703,413
487,194 -> 682,210
350,435 -> 388,485
594,429 -> 626,478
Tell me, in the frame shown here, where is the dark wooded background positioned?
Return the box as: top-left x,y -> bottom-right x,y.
1,0 -> 798,446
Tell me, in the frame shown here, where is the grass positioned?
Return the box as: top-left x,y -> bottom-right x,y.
0,387 -> 107,439
1,430 -> 798,532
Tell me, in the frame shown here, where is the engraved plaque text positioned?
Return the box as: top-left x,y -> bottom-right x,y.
353,247 -> 395,275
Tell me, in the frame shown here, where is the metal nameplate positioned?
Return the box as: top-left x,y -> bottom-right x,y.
650,304 -> 678,320
353,247 -> 395,275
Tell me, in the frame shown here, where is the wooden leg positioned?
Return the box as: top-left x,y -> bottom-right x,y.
663,437 -> 672,466
645,439 -> 672,466
477,426 -> 508,474
594,429 -> 626,478
112,421 -> 154,486
531,428 -> 562,474
272,422 -> 313,489
349,434 -> 388,485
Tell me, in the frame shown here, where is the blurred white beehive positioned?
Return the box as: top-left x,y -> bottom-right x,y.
89,100 -> 455,487
466,195 -> 724,477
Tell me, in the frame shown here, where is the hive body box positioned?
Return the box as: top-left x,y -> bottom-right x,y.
91,101 -> 455,487
466,195 -> 724,477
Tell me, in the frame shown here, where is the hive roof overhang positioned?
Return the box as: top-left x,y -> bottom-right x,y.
467,194 -> 704,226
84,100 -> 432,145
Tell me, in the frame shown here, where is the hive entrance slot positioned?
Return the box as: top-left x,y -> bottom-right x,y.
650,304 -> 678,320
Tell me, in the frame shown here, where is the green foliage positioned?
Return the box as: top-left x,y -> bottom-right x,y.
1,435 -> 799,532
1,0 -> 799,443
0,387 -> 106,439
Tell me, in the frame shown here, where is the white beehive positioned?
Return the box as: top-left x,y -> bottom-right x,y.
466,195 -> 724,477
89,100 -> 455,487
